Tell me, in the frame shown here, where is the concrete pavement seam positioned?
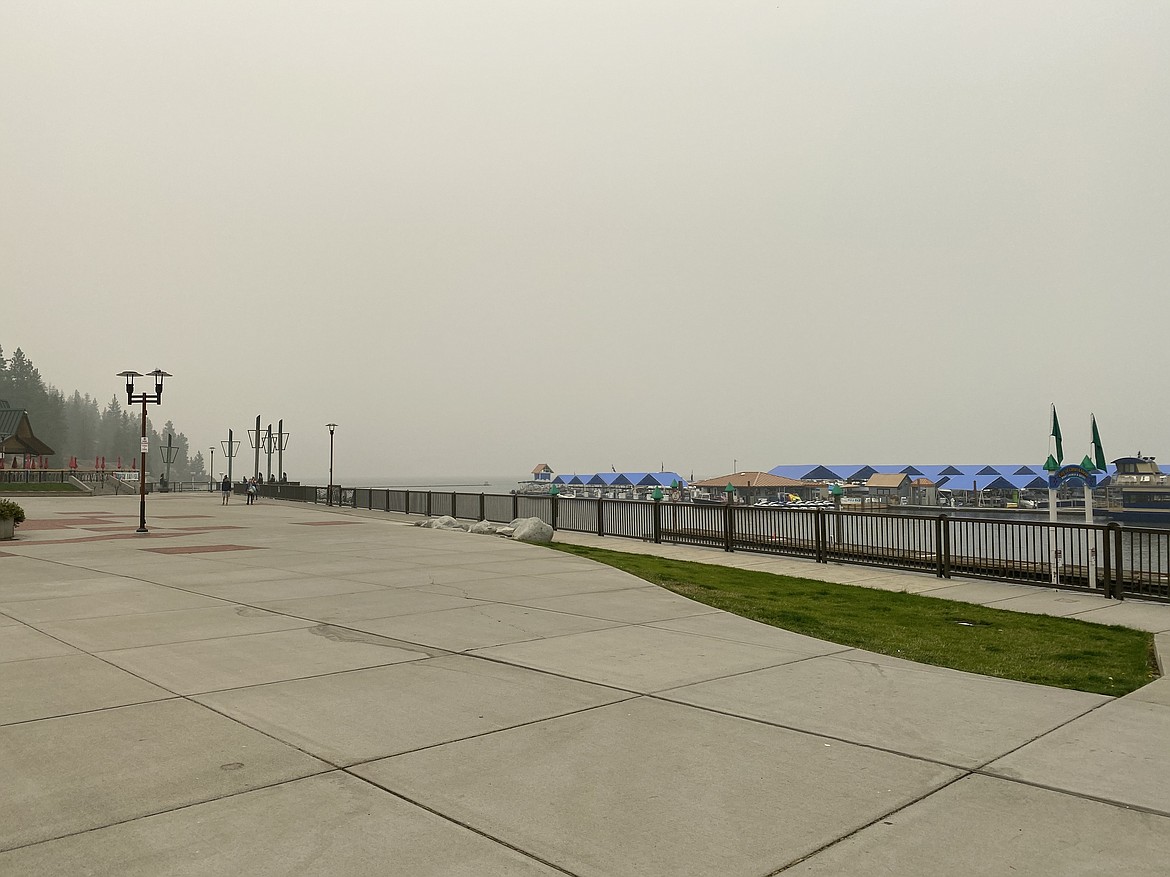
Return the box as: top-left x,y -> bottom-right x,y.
342,769 -> 585,877
764,772 -> 974,875
0,770 -> 337,857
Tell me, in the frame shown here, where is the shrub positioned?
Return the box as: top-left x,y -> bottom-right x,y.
0,499 -> 26,526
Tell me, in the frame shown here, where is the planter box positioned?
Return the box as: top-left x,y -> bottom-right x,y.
0,518 -> 13,540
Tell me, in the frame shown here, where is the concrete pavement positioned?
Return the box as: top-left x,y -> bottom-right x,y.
1,492 -> 1168,875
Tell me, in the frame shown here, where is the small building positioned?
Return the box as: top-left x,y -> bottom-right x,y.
531,463 -> 553,482
692,471 -> 814,505
866,472 -> 911,502
0,401 -> 56,462
910,477 -> 937,506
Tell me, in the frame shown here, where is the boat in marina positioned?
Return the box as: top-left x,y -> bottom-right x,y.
1099,455 -> 1170,524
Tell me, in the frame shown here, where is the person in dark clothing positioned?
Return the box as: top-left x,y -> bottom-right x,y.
220,474 -> 231,505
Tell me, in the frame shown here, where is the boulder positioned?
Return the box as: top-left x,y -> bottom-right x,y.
511,517 -> 554,544
470,520 -> 503,535
413,516 -> 469,531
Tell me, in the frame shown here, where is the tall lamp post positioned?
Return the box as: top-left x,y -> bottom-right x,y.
326,423 -> 338,506
209,446 -> 215,488
117,369 -> 170,534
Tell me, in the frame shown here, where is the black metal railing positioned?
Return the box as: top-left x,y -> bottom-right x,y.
0,470 -> 73,483
252,483 -> 1170,603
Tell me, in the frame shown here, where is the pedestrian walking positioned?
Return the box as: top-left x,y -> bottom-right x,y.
246,477 -> 257,505
220,474 -> 231,505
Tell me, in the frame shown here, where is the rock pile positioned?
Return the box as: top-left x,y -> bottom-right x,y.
412,515 -> 554,544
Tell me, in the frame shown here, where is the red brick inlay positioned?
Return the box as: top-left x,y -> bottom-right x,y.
154,515 -> 215,519
20,518 -> 121,531
293,521 -> 363,526
15,532 -> 176,545
144,545 -> 263,554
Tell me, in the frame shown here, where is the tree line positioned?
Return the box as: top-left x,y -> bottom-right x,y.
0,344 -> 206,481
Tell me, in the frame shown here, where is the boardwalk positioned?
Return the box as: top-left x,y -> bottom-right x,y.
1,493 -> 1169,875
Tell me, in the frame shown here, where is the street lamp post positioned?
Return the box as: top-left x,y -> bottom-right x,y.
326,423 -> 338,506
209,446 -> 215,488
117,369 -> 171,534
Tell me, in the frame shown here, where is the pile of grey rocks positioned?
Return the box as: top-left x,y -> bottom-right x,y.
412,515 -> 554,544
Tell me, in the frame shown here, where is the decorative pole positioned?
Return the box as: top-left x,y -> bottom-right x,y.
222,430 -> 240,483
326,423 -> 338,506
117,369 -> 171,534
253,415 -> 261,481
1043,404 -> 1063,586
277,419 -> 287,482
1082,413 -> 1107,593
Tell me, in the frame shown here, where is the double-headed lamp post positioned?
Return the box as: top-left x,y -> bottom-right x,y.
117,369 -> 171,533
326,423 -> 338,506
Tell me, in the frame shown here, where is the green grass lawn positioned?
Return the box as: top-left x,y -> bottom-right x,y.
552,543 -> 1158,696
0,482 -> 80,492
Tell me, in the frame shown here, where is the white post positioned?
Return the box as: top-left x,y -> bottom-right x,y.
1084,483 -> 1097,592
1049,486 -> 1060,586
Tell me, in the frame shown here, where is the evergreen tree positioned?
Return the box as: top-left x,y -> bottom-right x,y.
161,421 -> 193,480
99,396 -> 136,467
64,392 -> 102,464
3,342 -> 201,475
0,347 -> 67,462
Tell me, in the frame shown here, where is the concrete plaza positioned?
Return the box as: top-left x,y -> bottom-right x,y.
1,492 -> 1168,875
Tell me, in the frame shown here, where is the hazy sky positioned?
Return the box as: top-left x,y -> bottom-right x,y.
3,2 -> 1168,483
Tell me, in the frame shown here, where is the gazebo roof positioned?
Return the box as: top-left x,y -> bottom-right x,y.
0,404 -> 56,456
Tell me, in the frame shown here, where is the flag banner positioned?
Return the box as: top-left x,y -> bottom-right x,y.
1091,415 -> 1107,472
1051,406 -> 1063,464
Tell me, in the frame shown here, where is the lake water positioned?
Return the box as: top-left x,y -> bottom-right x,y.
350,475 -> 522,496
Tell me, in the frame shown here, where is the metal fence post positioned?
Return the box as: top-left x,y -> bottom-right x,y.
597,498 -> 605,536
724,502 -> 734,552
653,499 -> 661,544
815,509 -> 827,564
1110,522 -> 1124,600
1102,523 -> 1113,598
512,493 -> 519,520
934,515 -> 945,578
479,493 -> 486,522
426,490 -> 432,517
941,514 -> 952,579
551,495 -> 558,530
